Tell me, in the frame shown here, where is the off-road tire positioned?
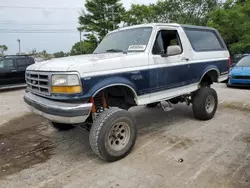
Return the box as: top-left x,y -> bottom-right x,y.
51,122 -> 75,131
89,108 -> 136,162
192,87 -> 218,120
146,102 -> 159,108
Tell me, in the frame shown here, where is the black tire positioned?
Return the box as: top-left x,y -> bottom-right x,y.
200,81 -> 211,88
192,87 -> 218,121
146,102 -> 159,108
89,108 -> 137,162
51,122 -> 75,131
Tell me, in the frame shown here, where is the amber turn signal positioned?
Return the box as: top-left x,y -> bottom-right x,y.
51,86 -> 82,94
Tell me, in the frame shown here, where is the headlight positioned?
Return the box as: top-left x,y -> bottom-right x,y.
51,74 -> 82,94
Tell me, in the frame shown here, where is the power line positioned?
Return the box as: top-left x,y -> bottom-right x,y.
0,29 -> 78,33
0,5 -> 82,10
0,31 -> 77,33
0,20 -> 78,24
0,22 -> 77,25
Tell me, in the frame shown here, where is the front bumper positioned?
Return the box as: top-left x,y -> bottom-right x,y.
24,92 -> 92,124
228,77 -> 250,87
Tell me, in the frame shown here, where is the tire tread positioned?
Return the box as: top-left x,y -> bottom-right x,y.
89,108 -> 123,160
192,87 -> 218,120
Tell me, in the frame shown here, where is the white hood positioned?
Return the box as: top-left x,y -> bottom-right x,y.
27,53 -> 148,77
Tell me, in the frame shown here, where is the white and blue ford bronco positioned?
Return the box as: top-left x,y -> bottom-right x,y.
24,23 -> 230,161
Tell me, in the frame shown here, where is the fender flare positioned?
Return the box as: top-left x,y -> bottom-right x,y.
199,67 -> 220,83
88,76 -> 138,102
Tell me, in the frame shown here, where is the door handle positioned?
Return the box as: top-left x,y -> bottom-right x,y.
12,70 -> 17,72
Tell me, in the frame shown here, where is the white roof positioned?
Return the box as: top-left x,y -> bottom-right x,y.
108,23 -> 180,34
109,23 -> 215,35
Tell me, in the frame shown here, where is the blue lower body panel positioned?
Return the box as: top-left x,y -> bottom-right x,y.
228,77 -> 250,87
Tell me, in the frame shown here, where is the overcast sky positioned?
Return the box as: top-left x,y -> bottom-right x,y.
0,0 -> 157,55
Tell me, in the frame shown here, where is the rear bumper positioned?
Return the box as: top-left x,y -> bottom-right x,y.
218,74 -> 229,82
24,92 -> 92,124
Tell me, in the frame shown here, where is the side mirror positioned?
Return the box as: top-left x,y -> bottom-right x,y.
167,45 -> 182,56
161,45 -> 182,57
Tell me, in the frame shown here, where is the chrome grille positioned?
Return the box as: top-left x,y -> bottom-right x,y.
26,71 -> 50,95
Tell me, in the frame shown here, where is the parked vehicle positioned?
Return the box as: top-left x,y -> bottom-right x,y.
231,54 -> 249,67
227,55 -> 250,87
0,55 -> 35,87
24,23 -> 230,162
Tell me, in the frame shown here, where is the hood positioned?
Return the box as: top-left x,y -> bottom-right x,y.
230,66 -> 250,75
27,53 -> 138,72
27,52 -> 148,77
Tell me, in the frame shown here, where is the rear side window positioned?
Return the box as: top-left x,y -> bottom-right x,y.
184,28 -> 224,51
0,59 -> 14,68
17,58 -> 27,66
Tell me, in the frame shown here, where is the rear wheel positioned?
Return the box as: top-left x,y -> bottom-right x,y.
89,108 -> 136,162
50,122 -> 75,131
192,87 -> 218,120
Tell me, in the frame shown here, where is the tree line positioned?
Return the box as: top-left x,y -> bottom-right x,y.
2,0 -> 249,58
72,0 -> 250,56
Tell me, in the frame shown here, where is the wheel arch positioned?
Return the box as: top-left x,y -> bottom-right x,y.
199,68 -> 220,85
89,76 -> 139,105
93,83 -> 138,102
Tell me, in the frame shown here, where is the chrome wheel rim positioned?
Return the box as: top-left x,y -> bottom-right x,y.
108,122 -> 131,151
205,95 -> 215,113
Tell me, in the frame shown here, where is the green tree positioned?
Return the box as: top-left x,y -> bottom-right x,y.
78,0 -> 125,41
42,50 -> 47,56
123,4 -> 157,26
70,38 -> 98,56
53,51 -> 65,58
208,0 -> 250,55
124,0 -> 219,26
31,48 -> 36,55
0,45 -> 8,56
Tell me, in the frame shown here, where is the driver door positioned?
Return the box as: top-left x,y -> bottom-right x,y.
149,28 -> 190,97
0,58 -> 18,86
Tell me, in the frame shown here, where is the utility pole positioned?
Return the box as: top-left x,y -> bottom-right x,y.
112,6 -> 115,30
17,38 -> 21,54
79,31 -> 82,55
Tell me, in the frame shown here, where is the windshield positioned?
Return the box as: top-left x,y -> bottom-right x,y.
93,27 -> 153,54
236,56 -> 250,67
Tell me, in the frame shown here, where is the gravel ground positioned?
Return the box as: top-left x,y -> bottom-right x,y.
0,89 -> 29,126
0,83 -> 249,188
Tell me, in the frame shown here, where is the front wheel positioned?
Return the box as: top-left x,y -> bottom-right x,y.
192,87 -> 218,120
89,108 -> 137,162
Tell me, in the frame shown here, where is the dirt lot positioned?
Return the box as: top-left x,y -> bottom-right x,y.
0,84 -> 250,188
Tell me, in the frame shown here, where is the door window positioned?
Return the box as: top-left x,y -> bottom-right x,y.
0,59 -> 14,68
17,58 -> 27,66
27,58 -> 35,65
152,30 -> 182,55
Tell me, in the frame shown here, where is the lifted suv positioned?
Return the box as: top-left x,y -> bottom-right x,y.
24,23 -> 230,162
0,55 -> 35,88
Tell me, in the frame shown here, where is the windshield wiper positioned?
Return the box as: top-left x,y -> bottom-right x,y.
106,49 -> 127,54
